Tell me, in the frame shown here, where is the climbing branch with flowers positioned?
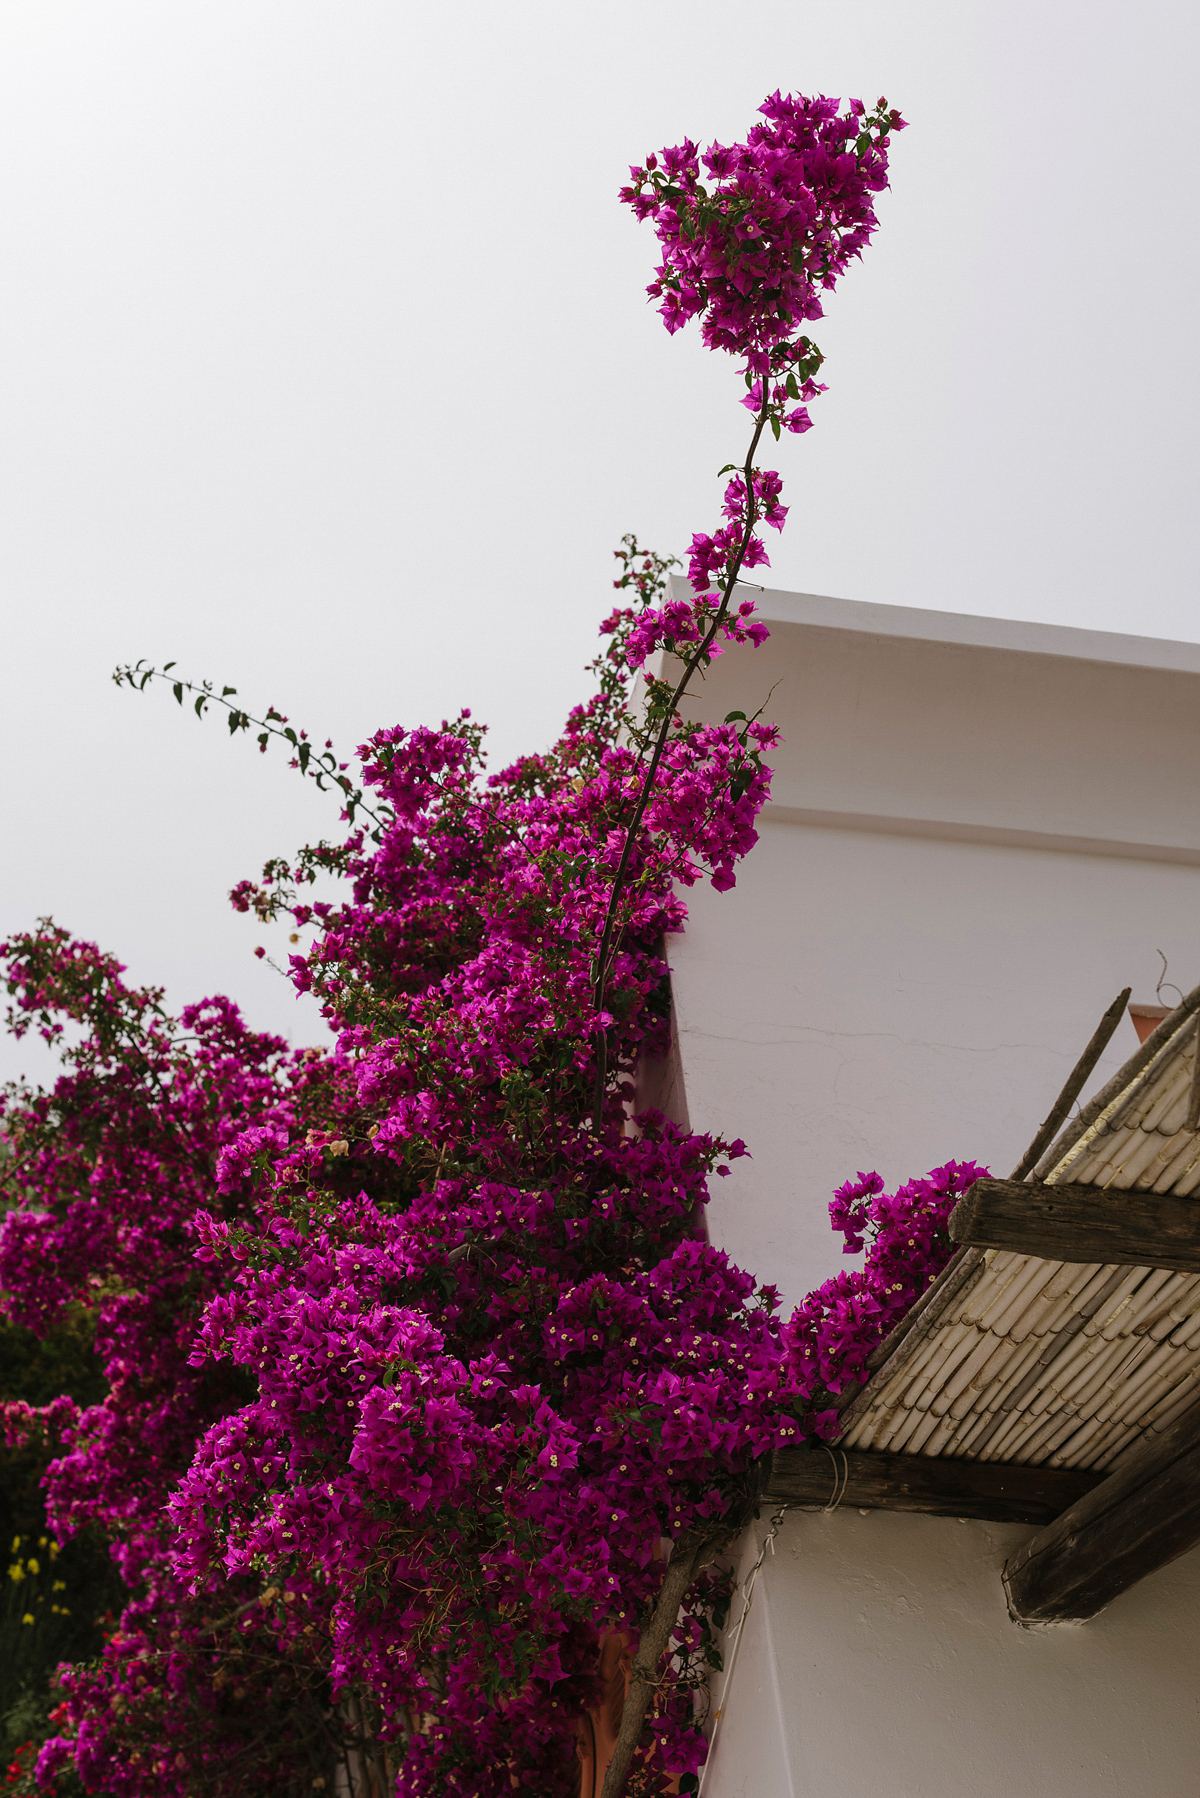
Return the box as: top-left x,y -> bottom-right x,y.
0,89 -> 945,1798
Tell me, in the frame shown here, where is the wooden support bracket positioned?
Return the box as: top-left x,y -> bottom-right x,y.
1004,1397 -> 1200,1623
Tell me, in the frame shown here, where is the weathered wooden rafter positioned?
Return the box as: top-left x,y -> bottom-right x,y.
1009,985 -> 1130,1181
765,1445 -> 1101,1526
948,1176 -> 1200,1274
1004,1397 -> 1200,1622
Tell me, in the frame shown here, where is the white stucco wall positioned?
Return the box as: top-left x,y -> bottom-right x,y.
664,581 -> 1200,1311
674,816 -> 1200,1314
662,586 -> 1200,1797
703,1508 -> 1200,1798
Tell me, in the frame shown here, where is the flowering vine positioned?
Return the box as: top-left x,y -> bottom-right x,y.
0,89 -> 920,1798
596,89 -> 904,1126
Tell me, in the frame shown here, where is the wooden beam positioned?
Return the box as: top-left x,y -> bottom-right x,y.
1004,1397 -> 1200,1623
948,1177 -> 1200,1274
764,1446 -> 1101,1525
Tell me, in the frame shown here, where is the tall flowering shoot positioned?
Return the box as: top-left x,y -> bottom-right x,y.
0,90 -> 906,1798
615,90 -> 902,654
595,92 -> 903,1119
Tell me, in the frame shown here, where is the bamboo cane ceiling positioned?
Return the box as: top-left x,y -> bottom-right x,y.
837,1009 -> 1200,1475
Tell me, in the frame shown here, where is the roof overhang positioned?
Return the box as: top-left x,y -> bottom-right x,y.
765,987 -> 1200,1623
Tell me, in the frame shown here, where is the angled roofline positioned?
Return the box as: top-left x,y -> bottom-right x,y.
666,575 -> 1200,678
1036,981 -> 1200,1180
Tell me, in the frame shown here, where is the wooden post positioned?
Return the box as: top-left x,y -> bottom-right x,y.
1030,977 -> 1200,1180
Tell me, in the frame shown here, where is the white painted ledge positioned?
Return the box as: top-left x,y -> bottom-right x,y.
764,804 -> 1200,868
673,576 -> 1200,677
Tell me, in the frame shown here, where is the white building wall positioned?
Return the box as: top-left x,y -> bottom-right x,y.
675,817 -> 1200,1315
662,586 -> 1200,1797
702,1509 -> 1200,1798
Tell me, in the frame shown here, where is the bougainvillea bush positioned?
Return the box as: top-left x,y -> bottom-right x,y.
0,90 -> 951,1798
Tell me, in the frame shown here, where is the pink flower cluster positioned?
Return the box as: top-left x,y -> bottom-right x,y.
620,90 -> 904,378
0,88 -> 909,1798
1,624 -> 793,1793
686,470 -> 789,597
2,682 -> 981,1798
619,92 -> 904,710
623,593 -> 769,674
785,1162 -> 988,1435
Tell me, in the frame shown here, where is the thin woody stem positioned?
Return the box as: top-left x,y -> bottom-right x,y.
598,1528 -> 730,1798
590,387 -> 772,1121
113,664 -> 388,833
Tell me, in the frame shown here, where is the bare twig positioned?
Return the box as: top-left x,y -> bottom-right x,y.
113,661 -> 388,837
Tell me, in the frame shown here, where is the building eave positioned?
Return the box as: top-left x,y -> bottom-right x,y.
781,990 -> 1200,1619
678,576 -> 1200,679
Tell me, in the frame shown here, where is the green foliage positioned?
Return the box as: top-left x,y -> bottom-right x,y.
112,662 -> 387,841
0,1310 -> 125,1769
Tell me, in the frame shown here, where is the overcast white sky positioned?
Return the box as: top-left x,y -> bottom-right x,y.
1,0 -> 1197,1085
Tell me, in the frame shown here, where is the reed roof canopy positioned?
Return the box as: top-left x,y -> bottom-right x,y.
767,983 -> 1200,1623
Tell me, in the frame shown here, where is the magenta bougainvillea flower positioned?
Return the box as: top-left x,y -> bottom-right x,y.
620,91 -> 903,374
0,90 -> 918,1798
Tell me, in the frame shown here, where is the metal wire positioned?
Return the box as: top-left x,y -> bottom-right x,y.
696,1506 -> 788,1797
